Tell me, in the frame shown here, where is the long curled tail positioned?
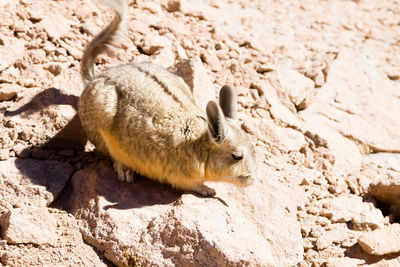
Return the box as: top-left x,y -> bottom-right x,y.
80,0 -> 128,83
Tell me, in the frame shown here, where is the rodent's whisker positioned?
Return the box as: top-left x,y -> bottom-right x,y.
199,176 -> 238,182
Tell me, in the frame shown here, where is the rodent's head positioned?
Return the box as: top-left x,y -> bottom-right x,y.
204,85 -> 257,187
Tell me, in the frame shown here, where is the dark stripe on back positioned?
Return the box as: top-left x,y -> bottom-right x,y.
136,65 -> 192,111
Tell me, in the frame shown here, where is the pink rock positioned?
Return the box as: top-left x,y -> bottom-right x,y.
0,207 -> 106,266
80,20 -> 100,36
12,143 -> 30,159
0,37 -> 25,72
326,257 -> 365,266
0,158 -> 74,211
39,14 -> 71,41
369,172 -> 400,205
366,155 -> 400,219
135,34 -> 176,68
303,119 -> 361,175
300,49 -> 400,153
272,66 -> 315,107
358,224 -> 400,255
258,80 -> 304,129
128,20 -> 151,35
64,161 -> 302,266
166,0 -> 206,16
1,207 -> 58,246
171,58 -> 216,111
0,149 -> 9,161
200,49 -> 222,71
314,224 -> 352,251
242,117 -> 306,152
139,35 -> 172,56
320,194 -> 387,230
140,2 -> 163,15
167,0 -> 182,12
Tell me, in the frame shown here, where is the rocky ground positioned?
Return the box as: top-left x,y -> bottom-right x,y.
1,0 -> 400,266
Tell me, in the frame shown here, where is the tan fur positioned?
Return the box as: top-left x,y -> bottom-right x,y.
78,0 -> 257,196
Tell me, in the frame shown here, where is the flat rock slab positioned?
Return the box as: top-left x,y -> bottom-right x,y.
358,223 -> 400,255
38,14 -> 71,41
0,37 -> 25,72
243,117 -> 307,152
1,207 -> 58,246
64,161 -> 302,267
172,57 -> 216,112
300,49 -> 400,153
0,207 -> 106,266
364,154 -> 400,218
0,158 -> 74,213
363,153 -> 400,173
320,194 -> 387,230
272,65 -> 315,107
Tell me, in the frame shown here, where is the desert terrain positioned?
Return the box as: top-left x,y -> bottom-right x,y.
1,0 -> 400,266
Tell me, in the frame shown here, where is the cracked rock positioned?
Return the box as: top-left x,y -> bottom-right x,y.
358,223 -> 400,255
0,37 -> 25,72
1,207 -> 58,246
320,194 -> 387,230
171,58 -> 216,111
62,161 -> 302,266
0,158 -> 74,213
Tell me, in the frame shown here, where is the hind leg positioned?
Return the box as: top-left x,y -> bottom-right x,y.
113,161 -> 134,183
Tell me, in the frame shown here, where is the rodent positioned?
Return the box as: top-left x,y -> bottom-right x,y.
78,0 -> 257,197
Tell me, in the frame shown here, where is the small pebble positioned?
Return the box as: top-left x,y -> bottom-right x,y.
0,149 -> 10,161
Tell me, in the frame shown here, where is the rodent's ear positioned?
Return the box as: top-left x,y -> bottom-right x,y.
206,101 -> 230,143
219,85 -> 237,120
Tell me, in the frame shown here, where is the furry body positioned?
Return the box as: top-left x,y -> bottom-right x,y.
78,0 -> 256,196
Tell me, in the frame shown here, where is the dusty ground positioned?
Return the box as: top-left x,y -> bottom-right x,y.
1,0 -> 400,266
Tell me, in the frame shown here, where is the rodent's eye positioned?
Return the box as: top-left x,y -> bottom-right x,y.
231,153 -> 243,161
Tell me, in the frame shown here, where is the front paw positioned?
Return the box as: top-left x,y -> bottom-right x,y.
193,184 -> 216,197
113,162 -> 134,183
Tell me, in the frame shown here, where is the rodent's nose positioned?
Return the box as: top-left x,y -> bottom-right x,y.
239,174 -> 254,186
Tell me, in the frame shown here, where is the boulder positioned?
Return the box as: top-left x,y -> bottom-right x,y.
172,58 -> 216,111
1,207 -> 59,246
0,84 -> 25,102
242,117 -> 307,152
39,14 -> 71,41
0,37 -> 25,72
300,49 -> 400,153
369,174 -> 400,205
0,158 -> 74,213
0,207 -> 106,266
320,194 -> 387,230
271,66 -> 315,107
64,161 -> 303,266
358,224 -> 400,255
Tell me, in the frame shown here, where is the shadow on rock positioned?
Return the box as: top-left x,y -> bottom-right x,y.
54,160 -> 182,212
6,87 -> 87,151
0,157 -> 75,209
43,113 -> 88,151
6,87 -> 79,116
344,244 -> 400,265
6,87 -> 181,211
1,87 -> 88,208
